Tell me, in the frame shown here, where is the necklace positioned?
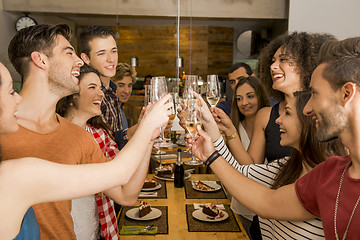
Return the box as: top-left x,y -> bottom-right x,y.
334,161 -> 360,240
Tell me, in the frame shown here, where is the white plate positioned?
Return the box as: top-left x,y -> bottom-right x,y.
142,183 -> 162,191
192,181 -> 221,192
153,172 -> 191,181
192,209 -> 228,222
125,207 -> 162,221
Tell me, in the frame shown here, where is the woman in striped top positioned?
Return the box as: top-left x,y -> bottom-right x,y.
190,91 -> 346,239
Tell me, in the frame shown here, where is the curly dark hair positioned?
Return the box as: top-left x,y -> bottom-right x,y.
258,32 -> 336,102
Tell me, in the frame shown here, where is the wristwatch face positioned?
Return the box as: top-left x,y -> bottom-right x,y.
15,16 -> 37,32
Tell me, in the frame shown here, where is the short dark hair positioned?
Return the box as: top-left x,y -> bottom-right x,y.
230,76 -> 269,125
228,62 -> 253,76
258,32 -> 336,101
78,25 -> 116,57
317,37 -> 360,91
8,24 -> 71,80
144,75 -> 153,80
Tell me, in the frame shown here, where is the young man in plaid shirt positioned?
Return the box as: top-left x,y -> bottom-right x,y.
79,26 -> 134,150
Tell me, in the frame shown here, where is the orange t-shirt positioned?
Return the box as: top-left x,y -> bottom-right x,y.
0,115 -> 107,240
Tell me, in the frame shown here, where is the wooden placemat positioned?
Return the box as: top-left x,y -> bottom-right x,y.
118,206 -> 168,234
185,204 -> 241,232
184,181 -> 227,199
139,180 -> 167,199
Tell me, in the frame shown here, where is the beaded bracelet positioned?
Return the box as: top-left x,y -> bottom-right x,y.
204,150 -> 221,167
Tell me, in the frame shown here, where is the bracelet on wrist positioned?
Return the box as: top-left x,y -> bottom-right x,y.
225,131 -> 238,141
205,150 -> 221,167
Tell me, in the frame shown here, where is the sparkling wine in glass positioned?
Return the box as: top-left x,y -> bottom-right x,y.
183,75 -> 203,166
206,74 -> 221,107
150,76 -> 173,149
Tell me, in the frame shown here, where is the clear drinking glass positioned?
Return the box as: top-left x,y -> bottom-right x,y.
182,75 -> 203,166
206,74 -> 221,107
150,76 -> 173,149
144,85 -> 151,106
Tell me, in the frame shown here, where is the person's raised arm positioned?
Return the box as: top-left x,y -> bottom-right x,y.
104,140 -> 153,205
8,94 -> 172,207
186,126 -> 314,221
195,94 -> 254,165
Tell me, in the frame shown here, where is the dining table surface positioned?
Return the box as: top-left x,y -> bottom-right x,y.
118,173 -> 249,240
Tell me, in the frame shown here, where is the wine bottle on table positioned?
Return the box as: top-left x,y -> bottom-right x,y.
174,149 -> 184,188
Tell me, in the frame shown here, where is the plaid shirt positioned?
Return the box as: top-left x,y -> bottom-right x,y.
86,124 -> 119,240
101,80 -> 128,149
101,81 -> 123,132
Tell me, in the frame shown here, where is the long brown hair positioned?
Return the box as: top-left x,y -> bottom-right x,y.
230,76 -> 269,128
56,65 -> 113,137
271,91 -> 346,189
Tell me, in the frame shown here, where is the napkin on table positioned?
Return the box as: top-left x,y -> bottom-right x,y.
119,226 -> 158,235
153,154 -> 177,160
138,191 -> 158,197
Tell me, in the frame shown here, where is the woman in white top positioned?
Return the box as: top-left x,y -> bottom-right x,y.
228,76 -> 269,239
189,91 -> 346,239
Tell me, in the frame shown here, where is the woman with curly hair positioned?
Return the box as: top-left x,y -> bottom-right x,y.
212,32 -> 336,165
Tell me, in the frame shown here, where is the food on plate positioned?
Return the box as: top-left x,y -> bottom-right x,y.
143,179 -> 158,189
202,203 -> 224,219
193,181 -> 215,191
155,164 -> 173,178
138,201 -> 152,218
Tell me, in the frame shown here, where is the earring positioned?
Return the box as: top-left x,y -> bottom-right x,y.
70,102 -> 73,106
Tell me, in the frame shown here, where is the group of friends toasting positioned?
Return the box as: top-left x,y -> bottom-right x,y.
0,23 -> 359,240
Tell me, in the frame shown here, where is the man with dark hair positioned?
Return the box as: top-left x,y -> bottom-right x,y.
217,62 -> 254,116
79,25 -> 129,148
2,24 -> 155,240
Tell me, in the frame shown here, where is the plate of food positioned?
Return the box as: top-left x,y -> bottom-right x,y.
154,164 -> 191,181
192,203 -> 228,222
126,201 -> 162,221
142,179 -> 162,191
192,181 -> 221,192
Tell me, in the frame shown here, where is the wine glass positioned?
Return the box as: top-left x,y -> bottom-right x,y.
144,84 -> 151,107
206,74 -> 221,107
183,75 -> 203,166
150,76 -> 173,149
166,78 -> 179,144
166,93 -> 177,146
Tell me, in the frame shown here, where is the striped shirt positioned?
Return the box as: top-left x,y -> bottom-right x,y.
214,137 -> 325,240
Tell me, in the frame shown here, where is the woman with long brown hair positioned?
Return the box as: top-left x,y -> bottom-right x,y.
192,91 -> 346,239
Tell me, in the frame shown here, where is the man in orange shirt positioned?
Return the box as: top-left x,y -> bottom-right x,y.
2,24 -> 156,240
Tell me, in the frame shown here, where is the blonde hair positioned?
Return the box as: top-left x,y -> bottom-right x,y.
113,63 -> 137,83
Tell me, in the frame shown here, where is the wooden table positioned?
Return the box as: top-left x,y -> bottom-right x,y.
119,174 -> 249,240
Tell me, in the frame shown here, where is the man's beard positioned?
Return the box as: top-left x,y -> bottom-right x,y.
316,103 -> 347,142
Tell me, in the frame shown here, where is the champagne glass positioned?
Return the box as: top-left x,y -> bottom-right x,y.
150,76 -> 173,149
206,74 -> 221,107
144,85 -> 151,106
167,93 -> 177,146
166,78 -> 178,144
183,75 -> 203,166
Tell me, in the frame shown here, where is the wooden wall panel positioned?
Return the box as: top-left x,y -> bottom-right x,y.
110,25 -> 232,79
